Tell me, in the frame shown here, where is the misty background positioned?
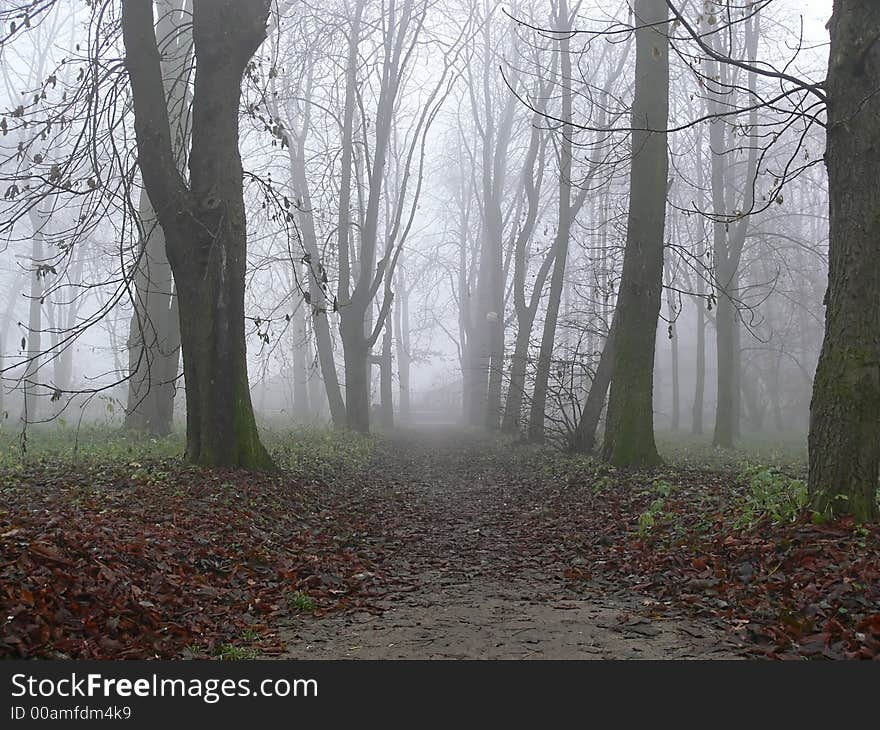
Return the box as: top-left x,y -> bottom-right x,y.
0,0 -> 832,448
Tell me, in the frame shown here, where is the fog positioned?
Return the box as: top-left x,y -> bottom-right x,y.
0,0 -> 833,448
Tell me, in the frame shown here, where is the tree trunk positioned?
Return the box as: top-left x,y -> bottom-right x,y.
570,313 -> 616,454
503,327 -> 532,434
284,78 -> 345,425
122,0 -> 273,468
500,102 -> 550,434
125,192 -> 181,436
51,245 -> 84,396
341,321 -> 370,432
124,0 -> 188,437
335,0 -> 364,430
380,316 -> 394,428
601,0 -> 668,467
808,0 -> 880,521
668,297 -> 680,431
337,0 -> 408,433
713,263 -> 738,447
707,10 -> 759,448
291,269 -> 311,421
22,212 -> 44,424
692,286 -> 706,436
470,8 -> 518,430
527,0 -> 572,442
394,264 -> 411,423
0,273 -> 26,425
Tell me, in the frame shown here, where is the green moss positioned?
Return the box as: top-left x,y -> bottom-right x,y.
231,376 -> 275,470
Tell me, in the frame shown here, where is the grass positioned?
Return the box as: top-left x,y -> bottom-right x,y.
0,423 -> 183,468
0,422 -> 378,482
655,429 -> 807,473
285,590 -> 316,612
0,421 -> 822,535
215,643 -> 259,661
264,426 -> 377,482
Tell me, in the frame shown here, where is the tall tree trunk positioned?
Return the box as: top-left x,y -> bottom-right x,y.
337,0 -> 409,433
713,267 -> 738,446
335,0 -> 365,430
394,264 -> 411,423
771,350 -> 784,432
707,10 -> 759,448
570,312 -> 616,453
601,0 -> 668,467
291,270 -> 311,420
125,193 -> 181,436
527,0 -> 572,442
279,51 -> 347,427
692,281 -> 706,436
500,101 -> 550,434
808,0 -> 880,521
691,106 -> 708,437
124,0 -> 188,437
22,211 -> 45,424
470,4 -> 518,430
288,148 -> 345,425
123,0 -> 272,468
380,316 -> 394,428
667,291 -> 680,431
1,273 -> 26,425
51,245 -> 84,396
275,57 -> 344,426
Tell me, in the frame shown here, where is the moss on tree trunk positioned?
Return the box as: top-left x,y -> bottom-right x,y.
600,0 -> 668,468
808,0 -> 880,522
123,0 -> 274,470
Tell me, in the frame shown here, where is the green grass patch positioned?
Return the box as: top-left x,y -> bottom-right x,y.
285,590 -> 316,612
215,643 -> 258,660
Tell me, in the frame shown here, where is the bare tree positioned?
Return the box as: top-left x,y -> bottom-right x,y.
124,0 -> 190,437
601,0 -> 669,467
123,0 -> 273,467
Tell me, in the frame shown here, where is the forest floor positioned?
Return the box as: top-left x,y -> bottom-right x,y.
276,428 -> 738,659
2,426 -> 879,660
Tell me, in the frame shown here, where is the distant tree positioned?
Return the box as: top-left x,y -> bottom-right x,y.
701,7 -> 760,449
526,0 -> 573,443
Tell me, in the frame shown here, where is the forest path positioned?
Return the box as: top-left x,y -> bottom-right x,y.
276,428 -> 744,659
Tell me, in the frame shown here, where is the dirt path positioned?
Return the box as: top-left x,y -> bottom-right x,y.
277,428 -> 745,659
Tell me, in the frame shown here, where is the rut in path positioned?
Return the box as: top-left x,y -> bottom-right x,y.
277,428 -> 744,659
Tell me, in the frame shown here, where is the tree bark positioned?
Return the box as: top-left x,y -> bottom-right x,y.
125,193 -> 181,436
122,0 -> 272,468
501,99 -> 551,434
290,267 -> 311,421
380,316 -> 394,428
692,281 -> 706,436
706,10 -> 759,448
667,289 -> 680,431
570,312 -> 616,454
394,263 -> 411,423
124,0 -> 188,438
469,8 -> 518,430
601,0 -> 668,467
22,210 -> 45,424
808,0 -> 880,521
527,0 -> 572,442
285,108 -> 345,425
